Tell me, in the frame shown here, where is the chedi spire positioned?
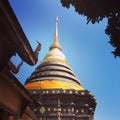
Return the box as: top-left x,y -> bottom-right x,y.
49,16 -> 62,51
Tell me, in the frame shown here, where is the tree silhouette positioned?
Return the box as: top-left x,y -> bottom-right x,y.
61,0 -> 120,57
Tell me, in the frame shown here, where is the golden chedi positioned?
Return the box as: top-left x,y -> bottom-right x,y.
24,17 -> 97,120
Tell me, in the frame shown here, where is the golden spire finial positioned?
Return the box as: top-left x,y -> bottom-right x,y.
55,16 -> 58,38
49,16 -> 62,51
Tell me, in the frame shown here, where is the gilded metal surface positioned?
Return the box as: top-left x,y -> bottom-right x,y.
40,106 -> 45,114
49,16 -> 62,51
41,48 -> 67,64
25,16 -> 83,91
24,80 -> 84,90
41,17 -> 68,65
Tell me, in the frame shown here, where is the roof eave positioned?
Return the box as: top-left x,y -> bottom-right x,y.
0,0 -> 38,65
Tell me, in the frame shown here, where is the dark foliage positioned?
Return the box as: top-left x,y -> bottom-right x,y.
61,0 -> 120,57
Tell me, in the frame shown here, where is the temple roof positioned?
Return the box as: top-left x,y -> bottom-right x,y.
0,0 -> 39,68
24,17 -> 84,90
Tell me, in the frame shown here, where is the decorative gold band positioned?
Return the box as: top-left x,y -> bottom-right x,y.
24,80 -> 84,90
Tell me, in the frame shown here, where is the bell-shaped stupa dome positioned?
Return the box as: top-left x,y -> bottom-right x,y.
24,17 -> 84,90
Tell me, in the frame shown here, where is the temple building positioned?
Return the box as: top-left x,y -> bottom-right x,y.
0,0 -> 41,120
24,17 -> 97,120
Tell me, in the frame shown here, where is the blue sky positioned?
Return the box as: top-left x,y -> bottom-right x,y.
9,0 -> 120,120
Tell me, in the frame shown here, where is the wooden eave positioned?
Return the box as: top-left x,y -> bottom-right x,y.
0,0 -> 37,65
